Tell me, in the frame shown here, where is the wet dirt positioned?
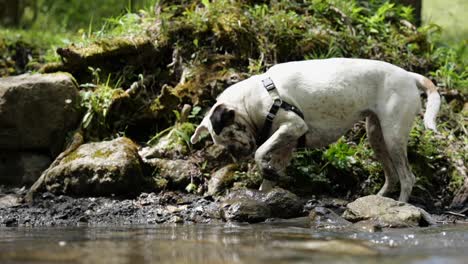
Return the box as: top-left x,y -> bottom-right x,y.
0,187 -> 221,227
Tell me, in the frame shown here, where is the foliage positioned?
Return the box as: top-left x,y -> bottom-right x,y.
14,0 -> 153,32
429,45 -> 468,92
323,137 -> 358,170
79,70 -> 123,140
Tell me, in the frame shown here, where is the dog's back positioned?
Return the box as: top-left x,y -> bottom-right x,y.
263,59 -> 409,130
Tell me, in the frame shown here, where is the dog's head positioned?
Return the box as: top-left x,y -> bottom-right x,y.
190,102 -> 256,157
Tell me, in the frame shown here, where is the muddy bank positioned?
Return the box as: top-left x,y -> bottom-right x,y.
0,187 -> 220,227
1,186 -> 466,228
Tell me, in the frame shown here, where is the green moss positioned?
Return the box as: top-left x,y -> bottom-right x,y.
449,170 -> 464,193
67,36 -> 152,60
150,85 -> 181,114
150,167 -> 168,190
61,149 -> 85,164
91,149 -> 113,159
154,177 -> 168,190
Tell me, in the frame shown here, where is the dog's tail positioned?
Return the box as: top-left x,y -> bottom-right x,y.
409,72 -> 441,131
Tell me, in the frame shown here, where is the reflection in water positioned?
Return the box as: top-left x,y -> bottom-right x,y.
1,220 -> 468,264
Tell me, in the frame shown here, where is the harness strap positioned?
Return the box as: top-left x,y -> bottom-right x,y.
257,77 -> 306,148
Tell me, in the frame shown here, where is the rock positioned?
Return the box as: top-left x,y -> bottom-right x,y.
56,36 -> 155,70
342,195 -> 434,227
191,144 -> 233,171
263,187 -> 303,219
221,199 -> 271,223
0,73 -> 81,154
37,137 -> 145,196
0,151 -> 51,186
0,194 -> 20,208
144,158 -> 201,187
220,189 -> 269,223
3,217 -> 18,227
207,164 -> 237,196
221,187 -> 303,222
223,188 -> 267,203
308,206 -> 382,232
309,206 -> 352,229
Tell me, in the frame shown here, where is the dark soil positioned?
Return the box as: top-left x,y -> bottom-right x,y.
1,186 -> 466,227
0,186 -> 221,227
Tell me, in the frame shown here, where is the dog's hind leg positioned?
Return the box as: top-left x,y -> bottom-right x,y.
366,113 -> 399,197
377,94 -> 420,202
385,140 -> 415,202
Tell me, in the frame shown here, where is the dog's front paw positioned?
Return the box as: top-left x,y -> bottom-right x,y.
261,166 -> 293,184
259,179 -> 276,193
262,166 -> 281,182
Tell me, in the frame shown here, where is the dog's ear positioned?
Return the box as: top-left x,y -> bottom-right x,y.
191,120 -> 209,144
210,103 -> 235,135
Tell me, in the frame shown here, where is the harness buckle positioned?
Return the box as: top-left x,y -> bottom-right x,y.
266,112 -> 276,122
272,98 -> 282,107
262,78 -> 276,91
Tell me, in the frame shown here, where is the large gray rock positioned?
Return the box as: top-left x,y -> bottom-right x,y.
0,151 -> 51,186
220,188 -> 303,222
342,195 -> 434,227
221,199 -> 271,223
0,73 -> 81,154
37,137 -> 145,196
263,188 -> 303,219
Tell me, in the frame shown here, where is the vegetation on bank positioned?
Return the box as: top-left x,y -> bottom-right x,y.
0,0 -> 466,208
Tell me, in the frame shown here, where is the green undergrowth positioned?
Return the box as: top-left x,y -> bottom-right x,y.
0,28 -> 74,75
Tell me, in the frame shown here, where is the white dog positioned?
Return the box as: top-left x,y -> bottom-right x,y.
191,58 -> 440,202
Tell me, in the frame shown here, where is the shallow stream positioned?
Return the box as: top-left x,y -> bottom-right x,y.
1,219 -> 468,264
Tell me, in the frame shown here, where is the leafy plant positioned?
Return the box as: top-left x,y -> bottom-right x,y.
147,106 -> 199,152
430,45 -> 468,91
323,137 -> 357,170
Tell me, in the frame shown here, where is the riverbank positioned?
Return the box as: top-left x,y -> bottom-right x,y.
1,186 -> 466,228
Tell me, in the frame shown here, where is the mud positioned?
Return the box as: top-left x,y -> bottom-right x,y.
0,186 -> 221,227
1,186 -> 466,228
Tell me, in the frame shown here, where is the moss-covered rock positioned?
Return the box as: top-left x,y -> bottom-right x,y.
39,137 -> 145,196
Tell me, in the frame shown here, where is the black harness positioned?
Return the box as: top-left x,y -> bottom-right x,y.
257,77 -> 306,148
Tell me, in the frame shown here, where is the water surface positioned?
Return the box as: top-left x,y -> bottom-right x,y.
1,220 -> 468,264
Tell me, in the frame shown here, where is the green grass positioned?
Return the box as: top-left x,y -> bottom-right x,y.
0,27 -> 78,52
0,27 -> 77,63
